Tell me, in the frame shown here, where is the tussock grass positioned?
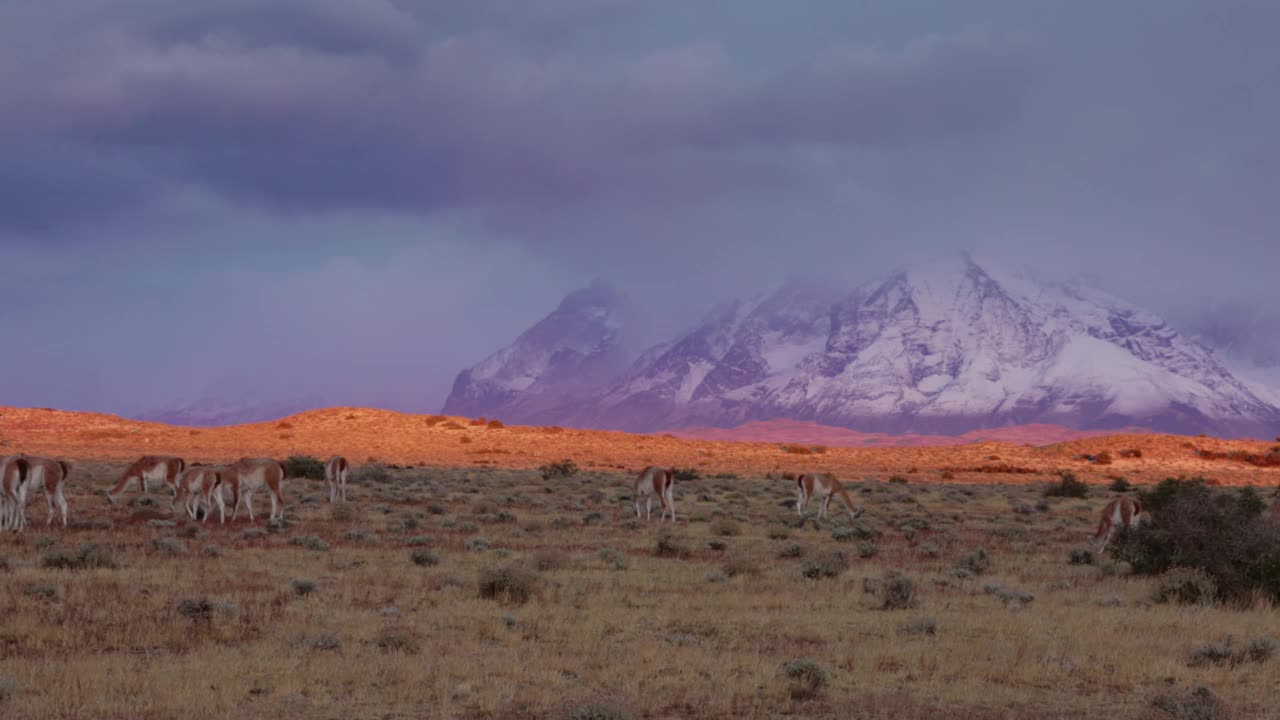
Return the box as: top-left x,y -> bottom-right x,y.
1,462 -> 1277,718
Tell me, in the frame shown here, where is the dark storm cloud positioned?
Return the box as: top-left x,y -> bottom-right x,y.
3,1 -> 1279,417
0,2 -> 1033,230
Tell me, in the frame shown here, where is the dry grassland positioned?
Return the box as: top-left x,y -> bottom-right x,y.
2,460 -> 1278,719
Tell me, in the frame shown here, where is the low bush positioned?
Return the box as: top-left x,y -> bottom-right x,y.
1150,687 -> 1222,720
654,529 -> 690,558
288,536 -> 330,552
42,544 -> 117,570
1069,549 -> 1094,565
539,459 -> 579,480
881,576 -> 917,610
709,519 -> 740,537
477,565 -> 538,605
291,578 -> 318,597
560,702 -> 633,720
1111,478 -> 1280,605
1188,637 -> 1275,668
1044,471 -> 1089,498
410,550 -> 441,567
283,455 -> 325,480
375,628 -> 422,655
781,659 -> 828,700
151,538 -> 187,556
959,548 -> 991,575
898,618 -> 937,637
801,551 -> 849,580
532,550 -> 568,572
723,556 -> 759,578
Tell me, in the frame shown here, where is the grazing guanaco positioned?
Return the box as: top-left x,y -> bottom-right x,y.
24,456 -> 71,527
1091,496 -> 1146,554
174,465 -> 226,524
1,454 -> 31,532
794,473 -> 863,523
223,457 -> 286,523
106,455 -> 186,509
633,466 -> 676,522
325,456 -> 349,503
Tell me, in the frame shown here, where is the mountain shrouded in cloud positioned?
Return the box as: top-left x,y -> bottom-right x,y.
3,2 -> 1280,420
447,256 -> 1280,438
443,282 -> 632,423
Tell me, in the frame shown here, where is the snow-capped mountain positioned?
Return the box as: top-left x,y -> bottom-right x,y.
136,395 -> 324,427
1184,305 -> 1280,411
442,282 -> 632,423
446,257 -> 1280,437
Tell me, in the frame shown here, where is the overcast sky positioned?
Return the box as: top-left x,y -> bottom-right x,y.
1,0 -> 1277,415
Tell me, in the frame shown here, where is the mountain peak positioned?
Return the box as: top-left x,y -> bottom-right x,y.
441,283 -> 632,422
444,263 -> 1280,438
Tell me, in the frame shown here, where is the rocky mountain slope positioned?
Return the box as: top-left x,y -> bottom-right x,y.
442,282 -> 631,423
447,256 -> 1280,438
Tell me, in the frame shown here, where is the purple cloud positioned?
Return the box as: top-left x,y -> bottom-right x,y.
0,5 -> 1033,229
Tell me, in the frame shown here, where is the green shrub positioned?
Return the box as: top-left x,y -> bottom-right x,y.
151,538 -> 187,556
1189,637 -> 1275,668
539,459 -> 579,480
959,548 -> 991,575
410,550 -> 441,567
598,547 -> 629,571
723,557 -> 758,578
1112,478 -> 1280,605
881,575 -> 917,610
1152,568 -> 1218,607
288,536 -> 330,552
781,659 -> 828,700
477,565 -> 538,605
654,529 -> 690,558
898,618 -> 937,637
560,702 -> 633,720
1109,477 -> 1133,492
532,551 -> 568,572
42,544 -> 117,570
778,543 -> 805,559
1150,687 -> 1221,720
375,628 -> 421,655
352,464 -> 390,485
801,551 -> 849,579
284,455 -> 325,480
291,578 -> 318,597
1044,471 -> 1089,498
709,519 -> 740,537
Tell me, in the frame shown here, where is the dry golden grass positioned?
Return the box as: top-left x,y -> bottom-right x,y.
1,459 -> 1278,719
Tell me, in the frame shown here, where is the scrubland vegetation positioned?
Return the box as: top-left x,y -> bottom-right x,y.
0,460 -> 1277,719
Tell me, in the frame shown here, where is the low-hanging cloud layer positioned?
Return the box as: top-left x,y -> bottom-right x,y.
2,0 -> 1277,416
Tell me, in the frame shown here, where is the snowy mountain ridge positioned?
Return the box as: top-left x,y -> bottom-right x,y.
445,256 -> 1280,437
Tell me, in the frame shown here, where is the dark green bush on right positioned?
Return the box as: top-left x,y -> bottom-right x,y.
1111,478 -> 1280,605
